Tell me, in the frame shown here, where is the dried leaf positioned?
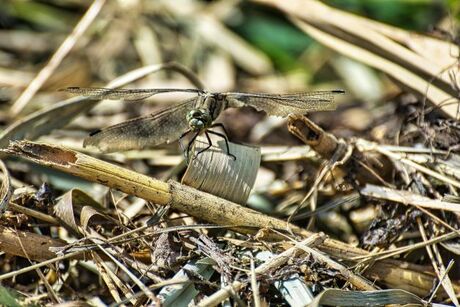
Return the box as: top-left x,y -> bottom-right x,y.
309,288 -> 422,307
54,189 -> 103,235
182,135 -> 261,205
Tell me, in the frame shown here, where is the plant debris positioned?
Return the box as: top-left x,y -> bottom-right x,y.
0,0 -> 459,306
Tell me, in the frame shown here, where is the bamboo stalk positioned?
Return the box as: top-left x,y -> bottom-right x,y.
2,140 -> 458,297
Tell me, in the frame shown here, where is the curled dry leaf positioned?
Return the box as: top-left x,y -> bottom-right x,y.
53,189 -> 104,235
80,205 -> 116,231
182,134 -> 261,205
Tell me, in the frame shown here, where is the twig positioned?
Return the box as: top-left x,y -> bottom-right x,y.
250,257 -> 261,307
11,0 -> 106,115
276,230 -> 376,291
0,251 -> 80,281
427,260 -> 456,304
417,218 -> 459,305
361,184 -> 460,213
357,139 -> 460,189
196,234 -> 323,307
15,228 -> 61,304
352,231 -> 458,263
89,234 -> 155,301
287,114 -> 353,222
8,202 -> 60,225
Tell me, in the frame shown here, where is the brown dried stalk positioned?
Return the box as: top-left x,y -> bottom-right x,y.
2,140 -> 458,297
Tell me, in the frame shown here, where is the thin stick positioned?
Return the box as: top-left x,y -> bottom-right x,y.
352,231 -> 458,262
359,141 -> 460,189
196,235 -> 323,307
11,0 -> 106,115
0,251 -> 80,281
90,236 -> 155,301
417,218 -> 459,305
427,260 -> 456,304
250,257 -> 261,307
275,230 -> 376,291
361,184 -> 460,213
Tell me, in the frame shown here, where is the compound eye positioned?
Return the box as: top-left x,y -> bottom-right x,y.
190,118 -> 204,130
191,110 -> 202,118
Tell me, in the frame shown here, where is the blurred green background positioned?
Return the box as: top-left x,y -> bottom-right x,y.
230,0 -> 458,71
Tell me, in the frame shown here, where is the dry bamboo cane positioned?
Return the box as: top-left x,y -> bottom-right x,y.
2,140 -> 456,297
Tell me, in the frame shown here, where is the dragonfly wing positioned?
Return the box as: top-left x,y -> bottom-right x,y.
226,91 -> 343,117
83,98 -> 197,152
63,87 -> 202,101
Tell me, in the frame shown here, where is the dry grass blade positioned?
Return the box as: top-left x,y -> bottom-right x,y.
250,257 -> 261,307
361,184 -> 460,213
260,145 -> 317,162
0,96 -> 96,154
8,201 -> 59,225
308,288 -> 423,307
356,139 -> 460,189
253,0 -> 460,119
0,62 -> 202,155
156,260 -> 215,305
196,234 -> 324,307
417,218 -> 459,306
10,0 -> 107,115
0,159 -> 12,214
159,0 -> 273,75
53,189 -> 110,235
0,220 -> 185,282
352,231 -> 458,263
87,232 -> 155,301
280,232 -> 376,291
428,260 -> 456,305
91,252 -> 127,304
2,140 -> 456,297
196,15 -> 273,75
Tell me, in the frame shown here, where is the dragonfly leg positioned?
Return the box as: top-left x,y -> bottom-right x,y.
179,129 -> 191,158
207,129 -> 236,160
195,131 -> 213,158
186,131 -> 201,161
210,123 -> 231,138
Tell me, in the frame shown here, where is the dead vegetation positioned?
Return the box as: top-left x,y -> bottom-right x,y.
0,0 -> 459,306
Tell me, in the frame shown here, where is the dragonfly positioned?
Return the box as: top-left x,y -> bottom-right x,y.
63,87 -> 344,159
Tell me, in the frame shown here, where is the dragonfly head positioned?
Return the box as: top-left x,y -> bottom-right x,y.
187,108 -> 212,131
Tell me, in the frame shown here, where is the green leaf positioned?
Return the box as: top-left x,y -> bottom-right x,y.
0,286 -> 22,307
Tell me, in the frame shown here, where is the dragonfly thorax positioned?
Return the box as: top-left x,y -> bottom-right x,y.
186,108 -> 213,131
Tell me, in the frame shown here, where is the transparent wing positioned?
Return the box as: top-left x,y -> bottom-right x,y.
62,87 -> 202,101
225,90 -> 344,117
83,97 -> 197,152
